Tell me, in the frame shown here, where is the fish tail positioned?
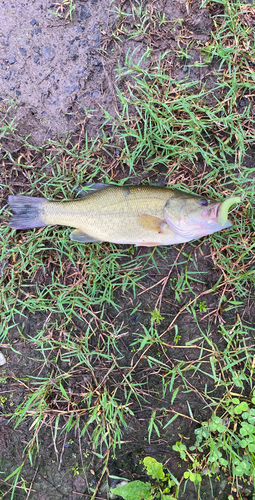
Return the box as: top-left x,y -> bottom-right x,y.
8,195 -> 48,229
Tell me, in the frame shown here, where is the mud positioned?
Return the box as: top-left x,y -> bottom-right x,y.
0,0 -> 212,149
0,0 -> 117,147
0,1 -> 254,500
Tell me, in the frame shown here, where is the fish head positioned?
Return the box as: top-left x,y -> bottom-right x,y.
164,194 -> 234,241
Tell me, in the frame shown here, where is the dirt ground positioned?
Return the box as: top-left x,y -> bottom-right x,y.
0,0 -> 211,147
0,1 -> 254,500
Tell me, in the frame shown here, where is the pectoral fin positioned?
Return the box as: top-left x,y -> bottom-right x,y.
138,214 -> 167,233
70,229 -> 101,243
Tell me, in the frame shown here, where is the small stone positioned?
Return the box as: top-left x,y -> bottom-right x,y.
34,56 -> 40,63
19,48 -> 27,56
40,46 -> 55,60
240,98 -> 247,107
80,5 -> 91,20
79,67 -> 87,73
92,91 -> 100,98
16,90 -> 21,96
34,28 -> 42,34
66,85 -> 79,94
71,54 -> 78,60
0,352 -> 6,366
30,19 -> 39,26
8,57 -> 16,64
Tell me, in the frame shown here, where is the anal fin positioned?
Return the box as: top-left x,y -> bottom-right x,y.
135,242 -> 160,247
70,229 -> 101,243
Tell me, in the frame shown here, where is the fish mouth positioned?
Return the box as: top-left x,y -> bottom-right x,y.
203,197 -> 241,227
202,203 -> 220,224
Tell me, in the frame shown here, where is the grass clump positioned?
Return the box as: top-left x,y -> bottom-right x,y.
111,63 -> 254,176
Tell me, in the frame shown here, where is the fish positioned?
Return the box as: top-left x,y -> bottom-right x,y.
8,184 -> 240,247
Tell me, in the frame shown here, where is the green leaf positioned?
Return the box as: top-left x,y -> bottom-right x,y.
234,402 -> 249,414
210,415 -> 226,432
183,470 -> 201,484
189,472 -> 196,482
247,410 -> 255,424
232,398 -> 240,404
240,439 -> 249,448
172,443 -> 187,460
111,480 -> 151,500
210,422 -> 226,433
240,423 -> 255,436
211,416 -> 222,424
232,374 -> 245,388
143,457 -> 165,480
161,495 -> 177,500
233,459 -> 251,477
209,449 -> 222,461
219,458 -> 228,467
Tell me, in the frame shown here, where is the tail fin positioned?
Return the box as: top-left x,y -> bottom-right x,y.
8,195 -> 48,229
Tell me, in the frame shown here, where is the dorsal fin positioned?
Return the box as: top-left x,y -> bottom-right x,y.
75,183 -> 110,198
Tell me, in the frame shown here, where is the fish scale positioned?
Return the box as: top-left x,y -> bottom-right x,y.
43,186 -> 175,244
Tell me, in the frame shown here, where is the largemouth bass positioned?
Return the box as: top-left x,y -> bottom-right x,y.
8,184 -> 240,246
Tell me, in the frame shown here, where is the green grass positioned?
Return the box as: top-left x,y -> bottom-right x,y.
0,0 -> 255,498
48,0 -> 76,21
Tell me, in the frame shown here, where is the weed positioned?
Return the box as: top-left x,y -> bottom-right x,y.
49,0 -> 76,21
111,456 -> 179,500
173,394 -> 255,489
150,308 -> 164,324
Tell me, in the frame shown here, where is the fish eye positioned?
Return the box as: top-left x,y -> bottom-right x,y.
199,199 -> 208,206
